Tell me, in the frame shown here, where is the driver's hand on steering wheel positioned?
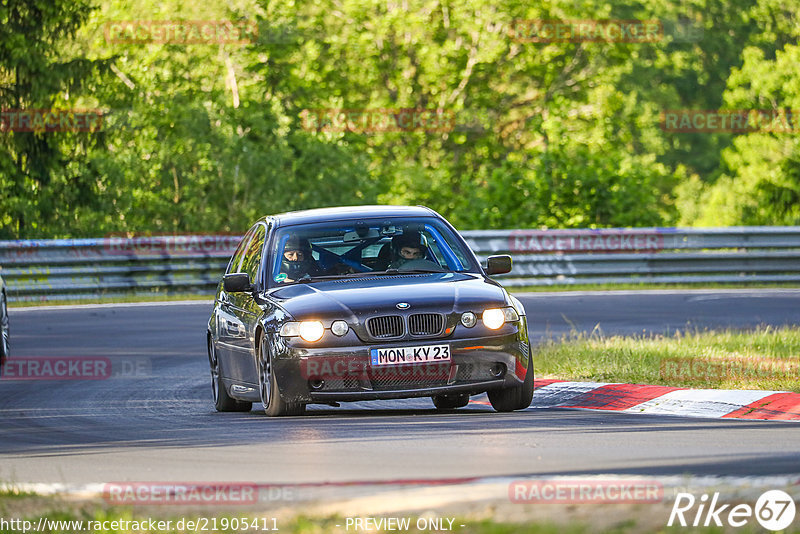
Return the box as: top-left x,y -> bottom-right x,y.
328,263 -> 356,275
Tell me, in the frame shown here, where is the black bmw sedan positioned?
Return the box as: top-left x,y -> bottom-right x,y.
207,205 -> 533,416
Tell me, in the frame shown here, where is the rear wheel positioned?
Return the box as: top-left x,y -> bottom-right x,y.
432,393 -> 470,410
258,335 -> 305,416
488,357 -> 534,412
208,338 -> 251,412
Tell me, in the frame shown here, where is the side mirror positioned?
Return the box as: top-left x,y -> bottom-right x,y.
485,255 -> 512,275
223,273 -> 252,293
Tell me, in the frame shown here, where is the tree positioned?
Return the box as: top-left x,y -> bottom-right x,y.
0,0 -> 110,238
682,45 -> 800,226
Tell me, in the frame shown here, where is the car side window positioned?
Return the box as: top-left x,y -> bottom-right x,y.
227,226 -> 256,275
240,224 -> 266,285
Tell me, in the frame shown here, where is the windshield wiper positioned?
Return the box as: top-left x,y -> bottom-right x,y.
295,271 -> 378,282
294,269 -> 445,283
295,274 -> 346,283
371,268 -> 445,275
369,268 -> 400,275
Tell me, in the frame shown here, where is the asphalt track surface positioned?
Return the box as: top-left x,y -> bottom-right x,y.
1,289 -> 800,485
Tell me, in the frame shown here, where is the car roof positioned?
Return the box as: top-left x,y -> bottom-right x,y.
266,205 -> 438,228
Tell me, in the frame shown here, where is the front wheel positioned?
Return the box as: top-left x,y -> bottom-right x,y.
208,338 -> 251,412
432,393 -> 470,410
488,358 -> 534,412
258,335 -> 305,416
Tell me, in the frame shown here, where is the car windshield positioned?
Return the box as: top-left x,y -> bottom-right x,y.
269,217 -> 479,285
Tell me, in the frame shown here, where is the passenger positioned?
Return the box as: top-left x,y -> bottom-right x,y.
279,236 -> 323,282
388,231 -> 426,269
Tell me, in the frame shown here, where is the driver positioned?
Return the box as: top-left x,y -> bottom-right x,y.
278,236 -> 323,282
389,231 -> 426,269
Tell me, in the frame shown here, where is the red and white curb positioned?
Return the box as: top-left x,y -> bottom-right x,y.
477,380 -> 800,420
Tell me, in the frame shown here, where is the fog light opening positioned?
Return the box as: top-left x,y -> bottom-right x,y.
309,379 -> 325,390
489,363 -> 506,378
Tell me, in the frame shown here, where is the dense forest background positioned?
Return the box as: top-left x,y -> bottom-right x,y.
1,0 -> 799,238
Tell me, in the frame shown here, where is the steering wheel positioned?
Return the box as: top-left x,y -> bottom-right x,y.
397,259 -> 447,272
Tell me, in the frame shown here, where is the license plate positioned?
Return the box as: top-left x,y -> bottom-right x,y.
370,345 -> 451,366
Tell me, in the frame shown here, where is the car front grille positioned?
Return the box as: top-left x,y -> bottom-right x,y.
366,315 -> 404,338
366,313 -> 445,339
408,313 -> 444,336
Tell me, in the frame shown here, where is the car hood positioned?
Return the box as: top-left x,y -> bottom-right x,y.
266,272 -> 509,321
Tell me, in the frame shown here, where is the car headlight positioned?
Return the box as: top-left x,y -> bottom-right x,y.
460,312 -> 477,328
482,307 -> 520,330
299,321 -> 325,342
331,320 -> 349,336
280,321 -> 325,342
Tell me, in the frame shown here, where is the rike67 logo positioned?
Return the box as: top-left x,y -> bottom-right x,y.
668,490 -> 796,531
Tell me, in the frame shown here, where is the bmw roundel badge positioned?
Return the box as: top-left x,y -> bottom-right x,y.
396,302 -> 410,310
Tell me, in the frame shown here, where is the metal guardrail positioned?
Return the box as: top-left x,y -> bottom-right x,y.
462,227 -> 800,287
1,227 -> 799,302
0,236 -> 238,302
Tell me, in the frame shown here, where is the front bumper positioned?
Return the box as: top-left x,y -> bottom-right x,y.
271,330 -> 531,404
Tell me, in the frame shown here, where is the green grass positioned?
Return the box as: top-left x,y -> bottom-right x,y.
0,508 -> 596,534
8,293 -> 213,308
1,490 -> 794,534
284,517 -> 587,534
0,496 -> 590,534
0,487 -> 35,499
534,326 -> 800,391
0,506 -> 787,534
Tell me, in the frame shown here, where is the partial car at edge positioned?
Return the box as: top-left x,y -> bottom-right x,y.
0,273 -> 8,367
206,205 -> 533,416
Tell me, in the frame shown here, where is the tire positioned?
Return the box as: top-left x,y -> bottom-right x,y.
208,338 -> 252,412
0,290 -> 9,365
432,393 -> 470,410
488,356 -> 534,412
258,335 -> 305,416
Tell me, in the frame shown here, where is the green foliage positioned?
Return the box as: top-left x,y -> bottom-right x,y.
0,0 -> 111,238
682,44 -> 800,226
2,0 -> 800,237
